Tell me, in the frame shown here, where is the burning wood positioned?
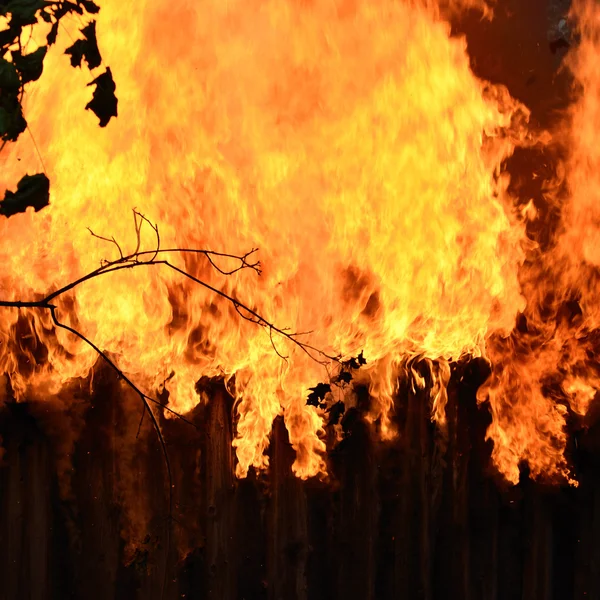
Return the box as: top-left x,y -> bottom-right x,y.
0,0 -> 599,597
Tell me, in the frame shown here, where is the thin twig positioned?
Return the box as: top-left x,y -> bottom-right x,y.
269,326 -> 289,362
0,209 -> 341,600
133,210 -> 143,257
136,405 -> 146,439
88,227 -> 124,259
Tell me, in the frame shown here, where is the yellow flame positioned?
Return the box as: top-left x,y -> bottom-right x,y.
0,0 -> 528,478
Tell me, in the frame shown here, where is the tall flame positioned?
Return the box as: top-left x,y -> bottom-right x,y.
478,0 -> 600,484
0,0 -> 529,478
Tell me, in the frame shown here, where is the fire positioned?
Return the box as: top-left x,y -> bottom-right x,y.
0,0 -> 540,480
478,0 -> 600,485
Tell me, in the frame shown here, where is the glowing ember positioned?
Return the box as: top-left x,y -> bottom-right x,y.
0,0 -> 594,485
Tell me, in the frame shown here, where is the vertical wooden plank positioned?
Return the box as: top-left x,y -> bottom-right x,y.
166,401 -> 205,600
497,484 -> 524,600
2,426 -> 25,600
418,384 -> 433,600
71,381 -> 128,600
204,387 -> 235,600
459,359 -> 500,600
521,488 -> 554,600
469,456 -> 500,597
27,441 -> 51,600
373,437 -> 400,600
393,381 -> 418,600
305,481 -> 331,600
267,417 -> 308,600
573,421 -> 600,600
0,405 -> 54,600
392,373 -> 444,600
234,474 -> 267,600
332,388 -> 378,600
433,375 -> 470,600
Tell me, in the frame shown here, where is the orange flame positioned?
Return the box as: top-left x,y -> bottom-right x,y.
478,0 -> 600,485
0,0 -> 531,479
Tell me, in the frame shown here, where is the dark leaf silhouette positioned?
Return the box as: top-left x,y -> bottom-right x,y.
0,173 -> 50,217
65,21 -> 101,69
307,383 -> 331,408
60,0 -> 84,15
327,401 -> 346,426
12,45 -> 47,84
86,67 -> 118,127
334,370 -> 353,385
79,0 -> 100,13
0,26 -> 20,48
0,57 -> 21,93
1,0 -> 45,26
47,20 -> 59,45
53,1 -> 83,21
342,350 -> 367,371
0,0 -> 117,151
0,96 -> 27,142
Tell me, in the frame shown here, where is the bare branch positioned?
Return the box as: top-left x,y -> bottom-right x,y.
133,209 -> 143,257
87,227 -> 124,259
269,326 -> 289,362
0,210 -> 343,598
136,404 -> 146,439
204,247 -> 262,276
133,210 -> 160,263
162,260 -> 336,364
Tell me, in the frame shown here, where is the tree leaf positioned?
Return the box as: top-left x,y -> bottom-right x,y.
0,173 -> 50,217
53,1 -> 82,21
307,382 -> 331,408
46,19 -> 59,45
0,98 -> 27,142
1,0 -> 45,26
78,0 -> 100,14
0,57 -> 21,93
0,26 -> 20,48
342,350 -> 367,371
334,370 -> 353,385
85,67 -> 117,127
12,45 -> 47,84
65,21 -> 101,69
327,401 -> 345,426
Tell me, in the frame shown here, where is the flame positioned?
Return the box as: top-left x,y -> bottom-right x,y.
0,0 -> 529,479
477,0 -> 600,484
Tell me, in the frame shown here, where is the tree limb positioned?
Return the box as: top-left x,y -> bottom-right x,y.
0,209 -> 342,594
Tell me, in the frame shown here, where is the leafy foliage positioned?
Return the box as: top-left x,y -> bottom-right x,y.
307,382 -> 331,408
0,0 -> 118,217
12,45 -> 46,83
0,172 -> 49,216
0,92 -> 26,142
65,21 -> 101,69
86,67 -> 118,127
0,56 -> 21,92
327,400 -> 346,426
0,0 -> 46,27
306,351 -> 368,417
341,350 -> 367,372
